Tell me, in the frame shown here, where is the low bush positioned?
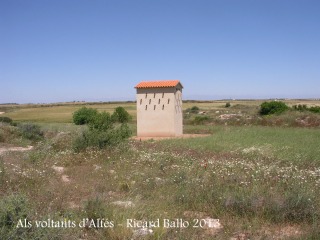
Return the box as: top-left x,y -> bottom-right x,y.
73,124 -> 131,151
73,107 -> 132,151
309,106 -> 320,113
292,104 -> 320,114
0,117 -> 12,124
73,107 -> 98,125
260,101 -> 289,115
193,115 -> 210,125
0,124 -> 20,143
18,123 -> 43,140
0,194 -> 31,238
293,104 -> 308,111
186,106 -> 200,114
225,102 -> 231,108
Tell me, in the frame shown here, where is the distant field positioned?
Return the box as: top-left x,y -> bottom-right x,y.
2,99 -> 320,123
2,102 -> 136,123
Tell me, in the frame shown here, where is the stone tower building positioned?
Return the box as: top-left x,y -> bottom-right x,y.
135,80 -> 183,137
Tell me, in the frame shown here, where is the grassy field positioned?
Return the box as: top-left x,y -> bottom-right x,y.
1,102 -> 136,123
0,100 -> 320,239
2,99 -> 319,123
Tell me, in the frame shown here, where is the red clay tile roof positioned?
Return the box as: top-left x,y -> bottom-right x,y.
135,80 -> 183,89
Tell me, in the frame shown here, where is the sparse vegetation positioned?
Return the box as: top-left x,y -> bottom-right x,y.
1,100 -> 320,239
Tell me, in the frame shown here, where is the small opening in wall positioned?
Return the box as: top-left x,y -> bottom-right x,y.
154,105 -> 156,110
168,99 -> 170,104
162,93 -> 164,98
162,104 -> 164,110
154,93 -> 156,98
158,99 -> 160,104
145,93 -> 147,98
140,99 -> 142,105
149,99 -> 151,104
145,105 -> 147,110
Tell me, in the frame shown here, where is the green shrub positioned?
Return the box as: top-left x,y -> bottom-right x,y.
73,107 -> 132,152
293,104 -> 308,111
0,124 -> 20,143
225,102 -> 231,108
73,124 -> 131,151
193,115 -> 210,125
72,108 -> 132,151
190,106 -> 200,113
111,107 -> 131,123
0,117 -> 12,124
73,107 -> 98,125
0,194 -> 31,237
89,112 -> 113,131
292,105 -> 320,114
18,123 -> 43,140
186,106 -> 200,114
309,106 -> 320,113
259,101 -> 289,115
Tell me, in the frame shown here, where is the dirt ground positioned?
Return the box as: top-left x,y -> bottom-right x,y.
0,145 -> 33,155
131,134 -> 210,141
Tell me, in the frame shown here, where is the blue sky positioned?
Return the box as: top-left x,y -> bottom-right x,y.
1,0 -> 319,103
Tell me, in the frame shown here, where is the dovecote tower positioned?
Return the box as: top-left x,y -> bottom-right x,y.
135,80 -> 183,137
